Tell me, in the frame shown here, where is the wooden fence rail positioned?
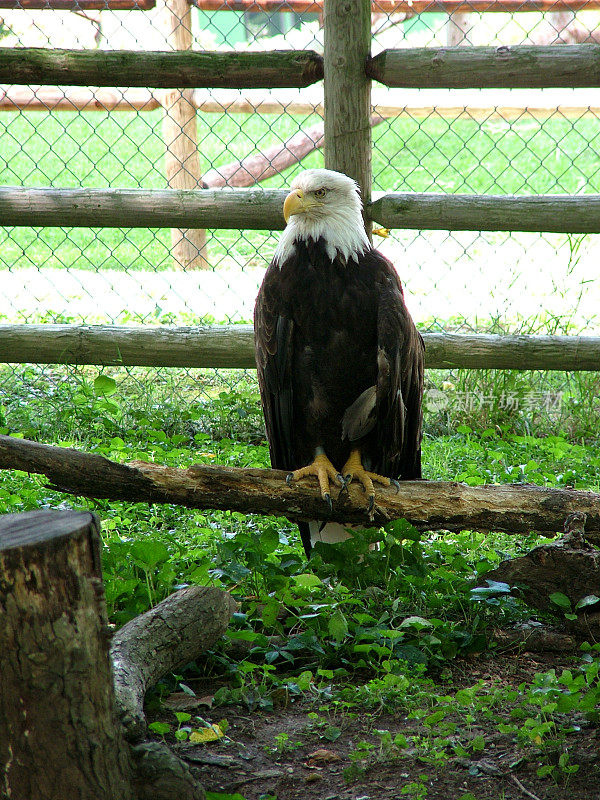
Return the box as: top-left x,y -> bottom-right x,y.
370,193 -> 600,234
368,45 -> 600,88
1,325 -> 599,371
189,0 -> 600,10
2,46 -> 600,91
3,186 -> 600,233
0,48 -> 324,89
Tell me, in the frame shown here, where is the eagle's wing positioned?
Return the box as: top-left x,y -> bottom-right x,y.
254,263 -> 296,471
255,265 -> 313,555
373,254 -> 424,480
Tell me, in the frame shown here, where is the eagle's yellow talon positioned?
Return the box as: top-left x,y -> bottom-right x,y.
341,447 -> 394,515
287,452 -> 341,504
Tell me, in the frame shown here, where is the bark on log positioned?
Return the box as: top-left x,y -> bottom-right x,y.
0,185 -> 287,230
367,45 -> 600,89
0,48 -> 324,89
0,510 -> 208,800
492,622 -> 577,653
0,510 -> 135,800
2,434 -> 600,540
111,586 -> 237,741
482,535 -> 600,636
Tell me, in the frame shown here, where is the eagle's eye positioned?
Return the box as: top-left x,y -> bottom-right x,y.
313,188 -> 327,199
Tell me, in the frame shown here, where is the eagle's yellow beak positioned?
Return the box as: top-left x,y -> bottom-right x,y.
283,188 -> 306,223
283,188 -> 323,223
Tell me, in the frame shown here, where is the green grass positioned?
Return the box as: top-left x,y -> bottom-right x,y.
1,366 -> 599,793
2,109 -> 600,271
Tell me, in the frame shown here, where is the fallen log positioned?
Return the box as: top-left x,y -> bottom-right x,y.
491,622 -> 577,653
111,586 -> 237,742
482,514 -> 600,636
1,434 -> 600,541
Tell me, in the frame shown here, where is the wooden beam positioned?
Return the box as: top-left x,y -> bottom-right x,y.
324,0 -> 372,225
370,192 -> 600,233
3,186 -> 600,233
368,45 -> 600,89
0,186 -> 287,230
188,0 -> 600,11
4,87 -> 600,125
161,0 -> 208,270
0,0 -> 153,7
0,48 -> 324,89
1,325 -> 600,371
1,436 -> 600,539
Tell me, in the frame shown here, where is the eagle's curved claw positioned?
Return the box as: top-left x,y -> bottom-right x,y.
286,472 -> 294,486
367,494 -> 375,515
390,479 -> 400,493
324,492 -> 333,512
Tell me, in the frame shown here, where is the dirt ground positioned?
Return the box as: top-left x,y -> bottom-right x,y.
157,652 -> 600,800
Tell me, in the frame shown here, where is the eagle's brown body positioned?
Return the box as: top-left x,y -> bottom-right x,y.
254,234 -> 424,555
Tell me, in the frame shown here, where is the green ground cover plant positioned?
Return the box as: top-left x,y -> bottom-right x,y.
1,365 -> 599,798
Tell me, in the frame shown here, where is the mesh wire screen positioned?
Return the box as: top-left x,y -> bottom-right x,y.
1,1 -> 599,427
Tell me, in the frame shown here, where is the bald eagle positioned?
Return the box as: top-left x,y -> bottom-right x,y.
254,169 -> 424,556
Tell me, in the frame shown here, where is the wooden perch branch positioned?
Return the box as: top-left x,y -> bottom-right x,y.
1,435 -> 600,540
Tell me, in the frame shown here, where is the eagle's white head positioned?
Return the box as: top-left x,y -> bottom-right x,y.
273,168 -> 371,266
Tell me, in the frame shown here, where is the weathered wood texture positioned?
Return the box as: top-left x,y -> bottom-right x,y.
324,0 -> 372,218
0,510 -> 134,800
368,45 -> 600,88
111,586 -> 237,741
484,537 -> 600,638
0,48 -> 324,89
2,325 -> 600,371
492,623 -> 577,653
370,192 -> 600,233
1,435 -> 600,540
0,186 -> 287,230
161,0 -> 208,269
4,186 -> 600,233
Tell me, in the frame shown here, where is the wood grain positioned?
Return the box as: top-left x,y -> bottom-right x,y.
0,48 -> 324,89
1,435 -> 599,539
368,45 -> 600,88
1,325 -> 600,371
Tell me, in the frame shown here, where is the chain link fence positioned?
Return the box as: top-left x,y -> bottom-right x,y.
1,1 -> 599,436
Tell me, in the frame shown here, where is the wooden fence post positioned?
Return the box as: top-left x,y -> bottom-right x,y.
161,0 -> 209,269
323,0 -> 373,234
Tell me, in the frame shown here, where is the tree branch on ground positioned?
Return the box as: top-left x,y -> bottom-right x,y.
1,434 -> 600,541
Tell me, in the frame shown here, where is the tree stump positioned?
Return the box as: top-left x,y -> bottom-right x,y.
0,510 -> 134,800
